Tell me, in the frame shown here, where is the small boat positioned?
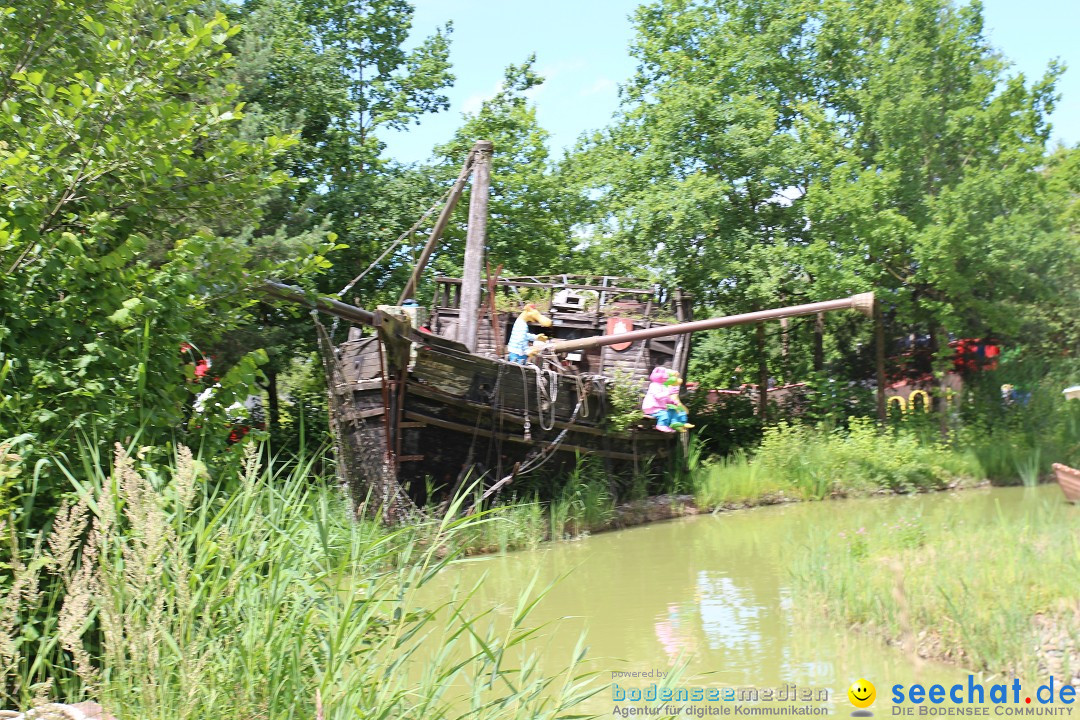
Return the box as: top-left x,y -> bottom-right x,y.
1051,463 -> 1080,503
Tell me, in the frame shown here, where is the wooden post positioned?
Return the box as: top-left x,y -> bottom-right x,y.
813,312 -> 824,372
927,324 -> 951,437
757,322 -> 769,419
672,289 -> 692,380
780,316 -> 790,379
874,300 -> 886,423
935,325 -> 950,438
548,293 -> 875,354
459,140 -> 492,352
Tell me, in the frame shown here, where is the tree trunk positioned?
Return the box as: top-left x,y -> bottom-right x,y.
780,316 -> 790,380
265,367 -> 280,433
929,325 -> 950,437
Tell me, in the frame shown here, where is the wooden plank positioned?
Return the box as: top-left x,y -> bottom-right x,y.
459,140 -> 492,352
436,277 -> 656,295
406,382 -> 612,435
411,348 -> 579,418
401,410 -> 666,461
341,406 -> 385,422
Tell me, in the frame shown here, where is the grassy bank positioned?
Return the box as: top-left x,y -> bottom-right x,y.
0,443 -> 596,717
790,493 -> 1080,680
456,419 -> 987,554
693,418 -> 983,507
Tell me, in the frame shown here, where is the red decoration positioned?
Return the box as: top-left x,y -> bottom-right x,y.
606,317 -> 634,352
950,338 -> 1000,372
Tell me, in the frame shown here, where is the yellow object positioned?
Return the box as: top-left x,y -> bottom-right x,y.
520,303 -> 553,327
848,679 -> 876,709
668,373 -> 688,412
908,390 -> 930,413
886,396 -> 906,412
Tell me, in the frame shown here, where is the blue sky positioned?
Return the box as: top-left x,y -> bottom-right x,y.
382,0 -> 1079,165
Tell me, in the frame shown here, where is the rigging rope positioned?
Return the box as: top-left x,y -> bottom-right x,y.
473,394 -> 583,508
536,346 -> 593,420
535,365 -> 559,432
512,395 -> 582,476
516,361 -> 532,441
335,163 -> 469,301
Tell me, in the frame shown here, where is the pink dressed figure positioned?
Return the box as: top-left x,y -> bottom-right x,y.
642,367 -> 693,433
643,367 -> 677,432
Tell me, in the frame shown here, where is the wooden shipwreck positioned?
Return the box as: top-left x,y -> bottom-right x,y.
265,141 -> 876,520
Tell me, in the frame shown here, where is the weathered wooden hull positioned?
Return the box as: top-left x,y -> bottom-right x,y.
1052,463 -> 1080,503
332,331 -> 676,507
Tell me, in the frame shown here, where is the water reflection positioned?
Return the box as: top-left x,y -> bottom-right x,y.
654,600 -> 699,662
414,486 -> 1061,713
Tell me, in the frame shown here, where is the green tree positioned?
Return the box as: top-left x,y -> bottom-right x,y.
429,56 -> 580,279
802,0 -> 1066,347
570,0 -> 817,305
1005,145 -> 1080,360
0,0 -> 332,467
574,0 -> 1074,391
189,0 -> 455,439
568,0 -> 828,402
231,0 -> 455,293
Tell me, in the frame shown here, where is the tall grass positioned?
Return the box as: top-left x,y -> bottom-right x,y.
692,450 -> 786,508
459,497 -> 547,554
0,442 -> 598,718
692,419 -> 983,507
957,378 -> 1080,485
791,496 -> 1080,679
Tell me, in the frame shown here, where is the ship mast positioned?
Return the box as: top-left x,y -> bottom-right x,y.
458,140 -> 493,352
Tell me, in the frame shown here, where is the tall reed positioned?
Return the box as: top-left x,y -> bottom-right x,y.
0,441 -> 598,718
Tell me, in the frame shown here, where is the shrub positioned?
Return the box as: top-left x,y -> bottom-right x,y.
605,368 -> 646,433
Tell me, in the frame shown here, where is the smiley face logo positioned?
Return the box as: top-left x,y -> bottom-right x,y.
848,678 -> 876,714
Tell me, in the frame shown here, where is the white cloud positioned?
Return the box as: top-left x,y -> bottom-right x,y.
459,61 -> 552,115
460,79 -> 504,115
580,76 -> 616,97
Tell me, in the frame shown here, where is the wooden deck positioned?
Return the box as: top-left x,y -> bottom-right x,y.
330,274 -> 690,507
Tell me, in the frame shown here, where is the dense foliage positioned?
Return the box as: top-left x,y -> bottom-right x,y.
0,0 -> 335,471
572,0 -> 1080,387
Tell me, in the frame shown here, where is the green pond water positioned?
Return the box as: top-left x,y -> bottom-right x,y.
414,485 -> 1068,715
